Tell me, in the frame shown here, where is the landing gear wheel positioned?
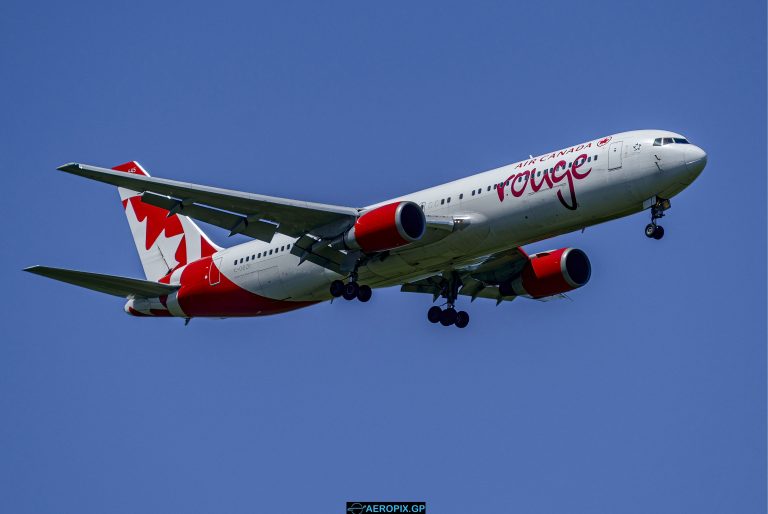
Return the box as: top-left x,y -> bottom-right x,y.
357,285 -> 372,302
440,307 -> 457,326
427,306 -> 442,324
342,282 -> 359,300
330,280 -> 345,298
455,311 -> 470,328
646,198 -> 670,239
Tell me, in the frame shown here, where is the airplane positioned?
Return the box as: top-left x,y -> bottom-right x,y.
25,129 -> 707,328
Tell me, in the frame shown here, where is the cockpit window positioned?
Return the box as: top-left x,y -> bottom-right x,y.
655,137 -> 691,146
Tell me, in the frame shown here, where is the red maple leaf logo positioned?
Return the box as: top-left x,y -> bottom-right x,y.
597,136 -> 611,147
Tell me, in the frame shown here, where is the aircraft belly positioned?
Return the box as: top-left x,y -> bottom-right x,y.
281,266 -> 339,301
362,214 -> 492,281
364,253 -> 416,280
256,259 -> 337,301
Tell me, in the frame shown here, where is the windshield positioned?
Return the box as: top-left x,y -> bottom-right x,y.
653,137 -> 690,146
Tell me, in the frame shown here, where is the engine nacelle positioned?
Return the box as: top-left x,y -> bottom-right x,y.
336,201 -> 426,254
500,247 -> 591,298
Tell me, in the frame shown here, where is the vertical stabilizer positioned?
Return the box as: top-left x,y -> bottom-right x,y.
113,161 -> 221,281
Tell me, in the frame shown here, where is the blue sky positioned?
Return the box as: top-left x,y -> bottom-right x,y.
1,1 -> 765,513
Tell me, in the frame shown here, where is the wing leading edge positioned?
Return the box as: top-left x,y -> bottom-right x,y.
57,162 -> 359,241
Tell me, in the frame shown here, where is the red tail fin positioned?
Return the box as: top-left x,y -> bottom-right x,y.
113,161 -> 221,281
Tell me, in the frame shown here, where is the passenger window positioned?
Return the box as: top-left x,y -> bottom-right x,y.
459,193 -> 463,199
518,176 -> 522,182
447,197 -> 451,203
471,190 -> 475,196
487,186 -> 491,191
287,244 -> 291,249
587,156 -> 591,162
258,253 -> 261,258
233,260 -> 237,266
493,184 -> 497,189
269,250 -> 273,255
245,256 -> 249,262
252,255 -> 255,260
239,258 -> 243,264
505,180 -> 510,186
478,188 -> 481,194
594,155 -> 598,161
281,246 -> 285,251
440,199 -> 445,205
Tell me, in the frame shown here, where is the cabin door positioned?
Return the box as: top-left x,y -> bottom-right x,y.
608,141 -> 623,170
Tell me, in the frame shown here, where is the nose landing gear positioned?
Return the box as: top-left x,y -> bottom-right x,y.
645,197 -> 670,240
645,223 -> 664,240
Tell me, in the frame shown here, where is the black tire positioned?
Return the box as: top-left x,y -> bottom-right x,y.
329,280 -> 345,298
440,307 -> 457,326
653,225 -> 665,240
357,285 -> 372,302
342,282 -> 359,300
427,306 -> 442,323
455,311 -> 470,328
645,223 -> 656,238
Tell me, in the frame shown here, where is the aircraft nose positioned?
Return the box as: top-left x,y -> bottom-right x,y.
685,145 -> 707,175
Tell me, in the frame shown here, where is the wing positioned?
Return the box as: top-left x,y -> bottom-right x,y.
400,247 -> 530,304
58,163 -> 359,241
25,266 -> 179,298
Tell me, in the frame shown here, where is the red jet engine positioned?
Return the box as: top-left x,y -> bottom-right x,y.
337,201 -> 426,254
500,248 -> 591,298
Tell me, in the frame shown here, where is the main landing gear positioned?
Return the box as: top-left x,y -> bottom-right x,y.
329,272 -> 372,303
427,272 -> 470,328
645,197 -> 670,240
428,305 -> 470,328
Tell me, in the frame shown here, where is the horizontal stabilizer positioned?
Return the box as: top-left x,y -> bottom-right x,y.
24,266 -> 179,298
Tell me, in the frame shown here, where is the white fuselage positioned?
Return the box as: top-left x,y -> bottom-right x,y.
206,130 -> 706,302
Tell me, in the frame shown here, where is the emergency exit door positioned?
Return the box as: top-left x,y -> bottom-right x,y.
209,257 -> 222,285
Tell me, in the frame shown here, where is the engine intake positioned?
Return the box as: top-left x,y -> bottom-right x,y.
501,247 -> 591,298
336,201 -> 426,254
